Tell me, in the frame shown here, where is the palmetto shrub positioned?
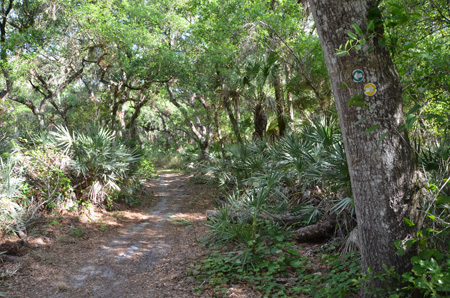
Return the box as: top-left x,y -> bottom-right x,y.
22,144 -> 73,211
52,125 -> 140,205
0,156 -> 27,236
203,116 -> 356,247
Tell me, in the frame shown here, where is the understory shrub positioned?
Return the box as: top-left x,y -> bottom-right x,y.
198,116 -> 450,297
193,222 -> 362,297
52,125 -> 140,205
22,144 -> 73,211
202,116 -> 354,231
0,156 -> 27,236
0,125 -> 144,234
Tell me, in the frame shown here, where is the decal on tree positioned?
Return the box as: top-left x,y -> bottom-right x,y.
364,83 -> 377,96
352,69 -> 364,82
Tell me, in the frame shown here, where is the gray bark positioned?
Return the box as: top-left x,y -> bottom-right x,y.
285,64 -> 295,129
307,0 -> 421,295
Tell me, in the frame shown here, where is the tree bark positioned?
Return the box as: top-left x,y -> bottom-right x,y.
307,0 -> 421,295
128,93 -> 149,141
285,64 -> 295,129
295,214 -> 336,242
223,94 -> 243,143
253,102 -> 267,139
273,72 -> 287,137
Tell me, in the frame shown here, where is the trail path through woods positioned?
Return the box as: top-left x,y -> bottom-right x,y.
6,172 -> 220,298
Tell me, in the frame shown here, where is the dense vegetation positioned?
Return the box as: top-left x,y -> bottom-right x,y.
1,0 -> 449,297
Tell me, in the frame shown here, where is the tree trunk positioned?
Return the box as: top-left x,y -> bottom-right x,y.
253,102 -> 267,139
128,93 -> 148,141
295,214 -> 336,242
233,96 -> 241,125
117,103 -> 126,137
223,94 -> 243,143
158,114 -> 170,152
285,64 -> 295,129
213,108 -> 226,159
308,0 -> 420,295
273,72 -> 287,137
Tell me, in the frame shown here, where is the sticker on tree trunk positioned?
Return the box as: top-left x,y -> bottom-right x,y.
364,83 -> 377,96
352,69 -> 364,82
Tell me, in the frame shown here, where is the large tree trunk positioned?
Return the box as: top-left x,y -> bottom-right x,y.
308,0 -> 420,295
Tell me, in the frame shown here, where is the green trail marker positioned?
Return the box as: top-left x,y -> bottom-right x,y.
352,69 -> 364,82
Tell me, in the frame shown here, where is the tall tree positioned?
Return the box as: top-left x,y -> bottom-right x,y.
307,0 -> 421,295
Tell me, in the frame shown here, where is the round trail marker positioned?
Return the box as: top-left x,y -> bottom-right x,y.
352,69 -> 364,82
364,83 -> 377,96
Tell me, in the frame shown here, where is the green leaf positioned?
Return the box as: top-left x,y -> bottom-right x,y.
404,217 -> 415,227
291,260 -> 303,268
335,50 -> 348,57
437,196 -> 450,205
348,93 -> 366,107
420,249 -> 434,259
412,264 -> 425,275
367,20 -> 375,32
404,114 -> 417,129
355,44 -> 362,51
352,24 -> 363,35
407,104 -> 421,115
365,124 -> 380,134
347,32 -> 358,40
393,239 -> 402,248
427,214 -> 436,221
360,38 -> 366,45
339,83 -> 349,88
405,239 -> 415,249
377,132 -> 389,146
354,117 -> 366,126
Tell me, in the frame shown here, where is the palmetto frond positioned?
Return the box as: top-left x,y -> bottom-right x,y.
51,125 -> 140,204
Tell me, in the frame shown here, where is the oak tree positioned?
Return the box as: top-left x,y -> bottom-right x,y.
308,0 -> 421,295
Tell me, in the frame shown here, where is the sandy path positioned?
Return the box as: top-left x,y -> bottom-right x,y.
7,172 -> 211,298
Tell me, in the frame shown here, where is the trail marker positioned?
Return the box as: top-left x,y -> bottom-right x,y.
364,83 -> 377,96
352,69 -> 364,82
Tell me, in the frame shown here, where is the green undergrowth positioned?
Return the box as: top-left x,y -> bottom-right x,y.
190,223 -> 363,297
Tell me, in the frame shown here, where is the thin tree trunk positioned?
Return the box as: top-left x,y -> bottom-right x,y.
223,94 -> 243,143
308,0 -> 421,295
128,94 -> 148,141
285,64 -> 295,129
233,96 -> 241,125
213,108 -> 226,159
273,72 -> 286,137
118,103 -> 126,137
253,102 -> 267,140
158,114 -> 170,151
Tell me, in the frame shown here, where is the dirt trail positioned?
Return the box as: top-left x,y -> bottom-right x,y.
7,172 -> 213,298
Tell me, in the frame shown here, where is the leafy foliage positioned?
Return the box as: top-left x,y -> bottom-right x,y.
0,156 -> 26,236
192,225 -> 362,297
52,125 -> 140,205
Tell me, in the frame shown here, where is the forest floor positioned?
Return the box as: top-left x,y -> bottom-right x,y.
1,171 -> 262,297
